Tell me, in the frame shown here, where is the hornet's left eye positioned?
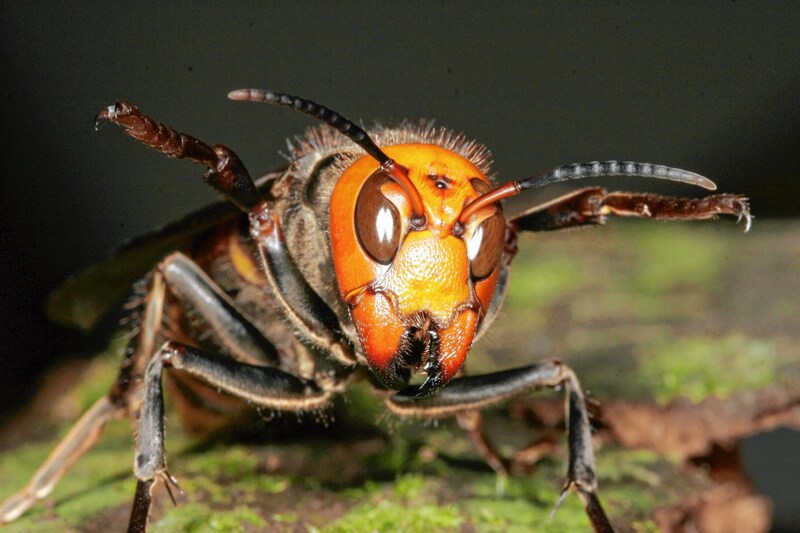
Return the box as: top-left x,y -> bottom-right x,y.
467,211 -> 506,280
355,171 -> 403,264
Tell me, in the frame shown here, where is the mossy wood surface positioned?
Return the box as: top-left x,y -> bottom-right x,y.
1,221 -> 797,532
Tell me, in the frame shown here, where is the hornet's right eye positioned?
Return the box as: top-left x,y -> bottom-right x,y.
355,171 -> 402,264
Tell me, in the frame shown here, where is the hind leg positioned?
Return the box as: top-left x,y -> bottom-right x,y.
0,270 -> 168,524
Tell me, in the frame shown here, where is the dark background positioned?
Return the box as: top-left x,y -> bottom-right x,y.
1,1 -> 798,530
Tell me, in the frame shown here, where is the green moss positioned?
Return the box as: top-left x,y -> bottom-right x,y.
339,480 -> 381,501
160,440 -> 291,509
0,408 -> 707,532
207,505 -> 267,531
150,502 -> 267,532
182,445 -> 260,480
467,497 -> 589,533
179,475 -> 231,505
238,475 -> 291,495
465,471 -> 591,531
636,334 -> 779,404
393,473 -> 426,500
321,499 -> 462,533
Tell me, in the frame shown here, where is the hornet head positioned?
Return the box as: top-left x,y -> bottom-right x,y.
330,143 -> 506,397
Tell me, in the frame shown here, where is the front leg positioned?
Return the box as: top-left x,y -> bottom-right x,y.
99,101 -> 357,368
248,201 -> 356,366
510,187 -> 751,233
130,341 -> 331,533
386,361 -> 613,533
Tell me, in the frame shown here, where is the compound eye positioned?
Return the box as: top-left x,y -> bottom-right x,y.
355,171 -> 403,264
467,211 -> 506,280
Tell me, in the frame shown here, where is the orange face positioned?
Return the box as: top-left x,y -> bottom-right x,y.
330,144 -> 506,395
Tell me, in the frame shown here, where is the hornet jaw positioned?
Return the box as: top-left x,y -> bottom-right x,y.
348,286 -> 483,398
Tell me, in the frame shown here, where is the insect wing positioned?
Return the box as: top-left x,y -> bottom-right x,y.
46,170 -> 284,332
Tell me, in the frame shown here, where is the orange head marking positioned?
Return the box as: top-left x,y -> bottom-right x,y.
330,144 -> 506,396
